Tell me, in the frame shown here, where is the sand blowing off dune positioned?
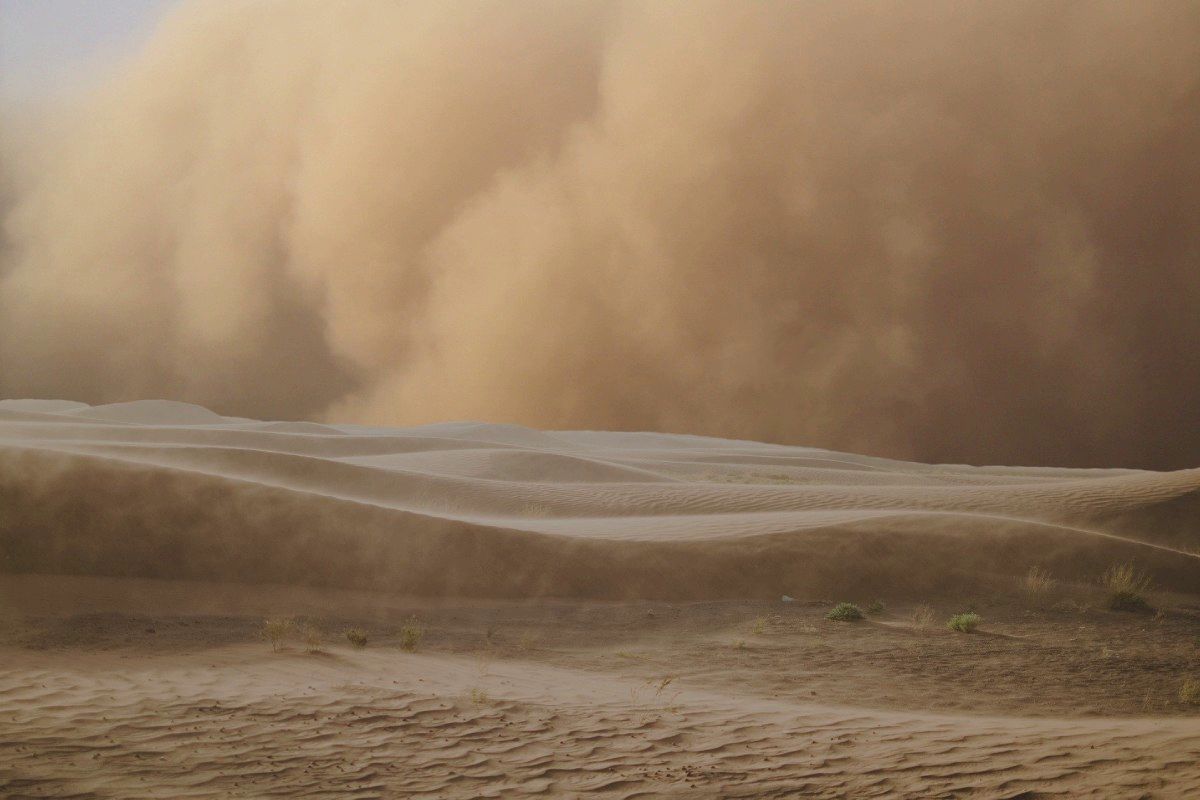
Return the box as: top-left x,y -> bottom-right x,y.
1,399 -> 1199,798
1,398 -> 1198,599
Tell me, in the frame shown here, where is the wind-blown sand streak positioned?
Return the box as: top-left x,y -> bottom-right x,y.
2,399 -> 1198,600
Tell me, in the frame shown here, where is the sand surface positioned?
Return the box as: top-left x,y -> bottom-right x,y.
1,399 -> 1198,797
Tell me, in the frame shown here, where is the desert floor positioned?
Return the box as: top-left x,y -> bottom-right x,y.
2,574 -> 1199,799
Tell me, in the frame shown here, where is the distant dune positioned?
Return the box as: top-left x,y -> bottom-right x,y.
2,399 -> 1198,600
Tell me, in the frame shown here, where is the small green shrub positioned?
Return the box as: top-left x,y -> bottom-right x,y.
947,612 -> 982,633
1181,678 -> 1200,706
1102,562 -> 1153,611
866,600 -> 885,615
400,616 -> 424,652
345,627 -> 368,648
826,602 -> 864,622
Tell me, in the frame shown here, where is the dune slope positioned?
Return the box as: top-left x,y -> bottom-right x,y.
2,399 -> 1198,600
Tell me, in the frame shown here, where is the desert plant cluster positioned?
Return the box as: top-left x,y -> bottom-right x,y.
826,602 -> 864,622
947,612 -> 982,633
259,617 -> 426,654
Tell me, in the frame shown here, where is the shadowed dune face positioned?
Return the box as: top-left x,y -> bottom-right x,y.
2,1 -> 1200,469
2,403 -> 1198,600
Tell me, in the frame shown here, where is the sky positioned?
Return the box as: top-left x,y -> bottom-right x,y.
0,1 -> 1198,470
0,0 -> 172,99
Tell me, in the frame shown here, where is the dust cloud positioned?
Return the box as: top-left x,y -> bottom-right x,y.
2,0 -> 1198,469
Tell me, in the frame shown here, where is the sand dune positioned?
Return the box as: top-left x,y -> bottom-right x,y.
2,400 -> 1198,797
2,399 -> 1198,599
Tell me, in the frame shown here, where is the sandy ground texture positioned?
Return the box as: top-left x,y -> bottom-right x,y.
1,399 -> 1199,797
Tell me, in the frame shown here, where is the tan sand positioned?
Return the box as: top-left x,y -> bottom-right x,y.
1,400 -> 1198,797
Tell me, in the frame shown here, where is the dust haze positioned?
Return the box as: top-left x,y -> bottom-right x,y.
1,0 -> 1198,469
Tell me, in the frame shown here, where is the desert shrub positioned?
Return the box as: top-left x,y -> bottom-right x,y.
751,616 -> 768,634
947,612 -> 982,633
345,627 -> 368,648
1023,566 -> 1055,598
910,605 -> 936,629
262,617 -> 294,652
1181,678 -> 1200,706
400,616 -> 424,652
1101,562 -> 1153,611
826,602 -> 864,622
866,600 -> 885,615
469,687 -> 491,705
302,623 -> 323,653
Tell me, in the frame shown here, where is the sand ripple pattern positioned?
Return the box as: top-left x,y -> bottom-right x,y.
2,648 -> 1198,799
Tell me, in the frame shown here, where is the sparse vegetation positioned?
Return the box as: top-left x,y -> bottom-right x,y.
866,600 -> 885,615
400,616 -> 424,652
910,605 -> 936,629
752,616 -> 768,634
826,602 -> 864,622
303,623 -> 323,653
629,676 -> 680,705
1181,678 -> 1200,706
947,612 -> 982,633
1101,562 -> 1153,612
699,470 -> 797,485
518,630 -> 538,651
469,687 -> 491,705
262,617 -> 294,652
345,627 -> 368,648
1023,565 -> 1055,599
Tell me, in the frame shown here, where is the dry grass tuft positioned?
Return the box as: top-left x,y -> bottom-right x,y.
262,617 -> 294,652
1101,562 -> 1153,612
910,605 -> 936,629
302,623 -> 323,654
400,616 -> 424,652
1181,678 -> 1200,706
1023,566 -> 1055,599
345,627 -> 368,648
